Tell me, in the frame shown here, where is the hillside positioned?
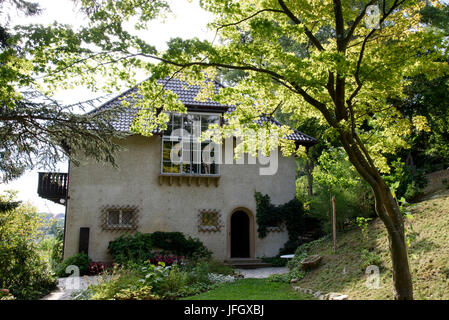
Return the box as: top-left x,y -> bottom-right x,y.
294,188 -> 449,300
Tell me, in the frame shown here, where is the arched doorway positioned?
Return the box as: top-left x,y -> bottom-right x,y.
230,210 -> 250,258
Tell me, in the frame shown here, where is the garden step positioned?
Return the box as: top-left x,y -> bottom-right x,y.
223,259 -> 273,269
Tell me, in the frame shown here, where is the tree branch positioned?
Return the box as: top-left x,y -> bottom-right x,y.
277,0 -> 325,51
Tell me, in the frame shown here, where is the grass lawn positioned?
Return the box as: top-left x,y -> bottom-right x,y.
181,278 -> 313,300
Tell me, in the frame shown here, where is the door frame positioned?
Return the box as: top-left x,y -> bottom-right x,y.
227,207 -> 255,259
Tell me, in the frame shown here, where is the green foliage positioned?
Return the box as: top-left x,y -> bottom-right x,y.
108,232 -> 153,265
0,191 -> 57,299
89,267 -> 152,300
355,217 -> 372,240
149,231 -> 212,259
55,253 -> 91,278
84,257 -> 233,300
266,268 -> 306,284
108,231 -> 212,266
385,159 -> 428,203
39,229 -> 64,272
360,249 -> 382,271
255,191 -> 320,254
0,0 -> 127,182
297,174 -> 374,234
260,256 -> 288,267
0,290 -> 15,300
113,286 -> 158,300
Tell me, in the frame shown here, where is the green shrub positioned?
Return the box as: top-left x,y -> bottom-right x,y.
0,290 -> 15,300
108,231 -> 212,265
403,180 -> 425,203
194,258 -> 234,275
56,253 -> 91,277
39,232 -> 63,272
113,286 -> 158,300
261,256 -> 287,267
0,192 -> 57,299
108,232 -> 153,265
360,249 -> 382,271
89,267 -> 151,300
150,231 -> 212,259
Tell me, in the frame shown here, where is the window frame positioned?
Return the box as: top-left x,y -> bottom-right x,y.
106,208 -> 134,229
160,111 -> 221,177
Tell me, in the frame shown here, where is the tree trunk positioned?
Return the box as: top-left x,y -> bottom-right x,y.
374,182 -> 414,300
338,132 -> 414,299
305,158 -> 314,197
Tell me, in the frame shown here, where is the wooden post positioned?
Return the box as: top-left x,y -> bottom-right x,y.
331,196 -> 336,254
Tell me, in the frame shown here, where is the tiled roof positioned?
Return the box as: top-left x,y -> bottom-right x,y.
91,78 -> 318,146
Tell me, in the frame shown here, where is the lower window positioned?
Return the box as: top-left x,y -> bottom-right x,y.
100,206 -> 139,231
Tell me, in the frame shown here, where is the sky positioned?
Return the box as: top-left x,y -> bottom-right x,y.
0,0 -> 215,215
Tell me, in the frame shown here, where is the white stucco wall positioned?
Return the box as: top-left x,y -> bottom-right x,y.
64,134 -> 296,262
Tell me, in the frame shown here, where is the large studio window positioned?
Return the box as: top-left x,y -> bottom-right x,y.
161,113 -> 220,175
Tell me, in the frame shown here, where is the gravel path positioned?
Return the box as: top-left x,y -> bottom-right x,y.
42,267 -> 289,300
42,276 -> 104,300
235,267 -> 289,279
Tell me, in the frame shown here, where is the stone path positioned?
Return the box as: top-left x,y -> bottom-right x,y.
234,267 -> 289,279
42,276 -> 103,300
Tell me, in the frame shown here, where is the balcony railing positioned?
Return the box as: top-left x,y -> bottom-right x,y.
37,172 -> 68,205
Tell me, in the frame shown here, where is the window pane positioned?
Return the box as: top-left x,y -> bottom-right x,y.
201,115 -> 219,133
201,211 -> 218,226
163,161 -> 180,173
121,210 -> 133,226
162,141 -> 172,161
191,163 -> 200,174
183,114 -> 194,137
192,114 -> 201,138
172,114 -> 182,137
107,210 -> 120,226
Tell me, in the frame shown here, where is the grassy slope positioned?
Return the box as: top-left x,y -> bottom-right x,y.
295,188 -> 449,300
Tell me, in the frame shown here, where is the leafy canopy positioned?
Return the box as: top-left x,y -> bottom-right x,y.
19,0 -> 447,176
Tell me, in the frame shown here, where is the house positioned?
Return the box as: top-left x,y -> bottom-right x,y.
37,78 -> 317,264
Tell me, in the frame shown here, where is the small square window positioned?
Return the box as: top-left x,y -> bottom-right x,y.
101,206 -> 138,231
198,209 -> 222,233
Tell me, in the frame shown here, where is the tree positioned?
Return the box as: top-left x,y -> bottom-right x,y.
14,0 -> 448,299
0,0 -> 127,182
0,190 -> 57,299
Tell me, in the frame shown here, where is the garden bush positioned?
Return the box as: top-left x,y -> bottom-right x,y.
108,231 -> 212,265
150,231 -> 212,259
0,192 -> 57,299
76,257 -> 234,300
88,267 -> 153,300
108,232 -> 153,265
55,252 -> 91,277
261,256 -> 288,267
297,175 -> 375,234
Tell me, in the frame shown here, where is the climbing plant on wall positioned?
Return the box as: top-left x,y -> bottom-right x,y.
255,192 -> 321,254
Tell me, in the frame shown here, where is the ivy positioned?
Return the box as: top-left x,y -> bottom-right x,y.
255,192 -> 319,254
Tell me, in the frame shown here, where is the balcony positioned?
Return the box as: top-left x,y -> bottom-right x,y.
37,172 -> 68,205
